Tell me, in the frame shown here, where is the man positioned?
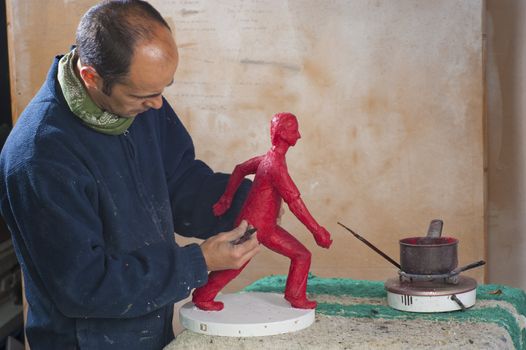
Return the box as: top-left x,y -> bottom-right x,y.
192,113 -> 332,311
0,1 -> 259,349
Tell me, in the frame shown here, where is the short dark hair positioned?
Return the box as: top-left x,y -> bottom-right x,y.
76,0 -> 170,95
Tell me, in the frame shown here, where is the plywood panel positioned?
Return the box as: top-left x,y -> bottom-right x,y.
486,0 -> 526,289
7,0 -> 485,289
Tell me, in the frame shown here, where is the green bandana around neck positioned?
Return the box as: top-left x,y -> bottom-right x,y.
57,49 -> 134,135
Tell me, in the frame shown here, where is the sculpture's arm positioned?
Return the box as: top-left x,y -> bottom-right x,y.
213,155 -> 264,216
287,197 -> 332,248
277,170 -> 332,248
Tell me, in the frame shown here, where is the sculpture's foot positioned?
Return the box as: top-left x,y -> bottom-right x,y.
285,295 -> 317,309
193,300 -> 224,311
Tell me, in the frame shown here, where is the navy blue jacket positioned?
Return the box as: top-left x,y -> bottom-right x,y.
0,56 -> 248,349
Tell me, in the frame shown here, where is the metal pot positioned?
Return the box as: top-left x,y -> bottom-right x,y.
338,220 -> 484,278
399,236 -> 458,275
399,219 -> 458,275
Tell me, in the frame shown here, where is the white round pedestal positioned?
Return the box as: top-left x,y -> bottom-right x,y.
179,292 -> 315,337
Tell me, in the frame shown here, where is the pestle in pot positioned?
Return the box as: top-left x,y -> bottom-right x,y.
427,219 -> 443,238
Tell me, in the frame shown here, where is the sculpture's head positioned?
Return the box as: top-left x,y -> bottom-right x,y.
270,112 -> 301,147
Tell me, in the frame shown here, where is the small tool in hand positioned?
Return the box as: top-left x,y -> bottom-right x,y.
231,227 -> 257,245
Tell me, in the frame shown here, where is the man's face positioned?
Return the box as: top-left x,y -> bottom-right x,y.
95,26 -> 179,118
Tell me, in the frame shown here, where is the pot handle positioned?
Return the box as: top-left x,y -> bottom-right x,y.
427,219 -> 443,238
449,260 -> 486,276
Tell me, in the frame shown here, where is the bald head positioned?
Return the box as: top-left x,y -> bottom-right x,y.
76,0 -> 172,95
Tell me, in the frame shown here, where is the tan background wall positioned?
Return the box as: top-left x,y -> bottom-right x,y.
486,0 -> 526,290
7,0 -> 487,294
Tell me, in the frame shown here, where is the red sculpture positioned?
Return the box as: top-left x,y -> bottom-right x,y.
192,112 -> 332,311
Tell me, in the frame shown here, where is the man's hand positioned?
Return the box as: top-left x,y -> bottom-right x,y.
314,226 -> 333,248
212,195 -> 232,216
200,221 -> 260,271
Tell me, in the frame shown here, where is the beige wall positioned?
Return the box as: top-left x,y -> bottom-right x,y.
160,0 -> 486,288
7,1 -> 487,291
487,0 -> 526,290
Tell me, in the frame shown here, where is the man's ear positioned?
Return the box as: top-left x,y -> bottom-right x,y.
79,65 -> 103,90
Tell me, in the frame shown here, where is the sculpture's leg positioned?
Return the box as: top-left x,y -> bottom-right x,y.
192,261 -> 249,311
259,226 -> 316,309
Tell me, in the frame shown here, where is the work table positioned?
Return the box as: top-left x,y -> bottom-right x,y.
166,275 -> 526,349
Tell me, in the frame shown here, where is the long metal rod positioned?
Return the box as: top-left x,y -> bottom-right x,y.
337,222 -> 401,269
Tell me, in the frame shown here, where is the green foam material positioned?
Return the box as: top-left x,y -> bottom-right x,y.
244,274 -> 526,349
